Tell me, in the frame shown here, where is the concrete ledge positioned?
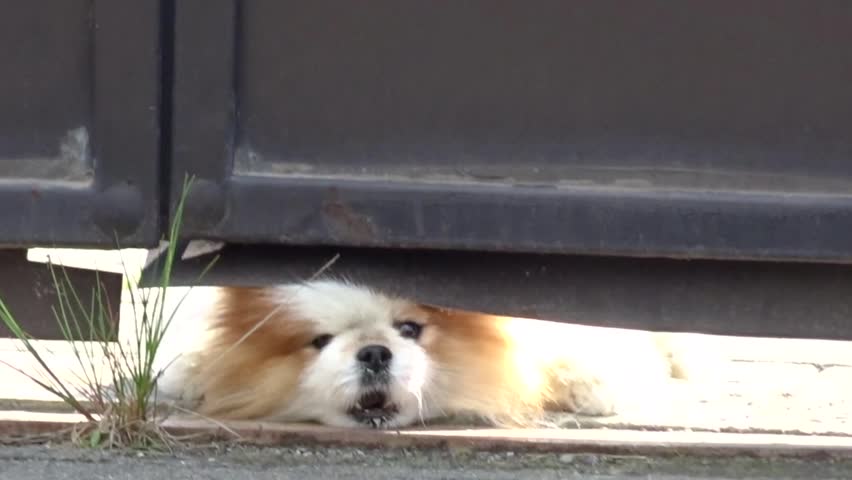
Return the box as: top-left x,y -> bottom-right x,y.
3,411 -> 852,459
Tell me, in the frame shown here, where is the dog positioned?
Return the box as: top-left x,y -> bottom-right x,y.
157,280 -> 707,429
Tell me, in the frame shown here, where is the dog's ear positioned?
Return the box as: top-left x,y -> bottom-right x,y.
413,303 -> 449,316
413,303 -> 509,346
211,286 -> 315,355
416,303 -> 501,322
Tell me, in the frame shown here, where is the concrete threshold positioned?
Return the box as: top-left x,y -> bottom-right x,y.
2,411 -> 852,460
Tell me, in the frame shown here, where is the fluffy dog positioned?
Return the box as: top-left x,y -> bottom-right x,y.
158,280 -> 703,429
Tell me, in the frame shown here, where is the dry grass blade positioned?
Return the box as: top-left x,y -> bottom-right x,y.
169,405 -> 243,440
0,301 -> 97,422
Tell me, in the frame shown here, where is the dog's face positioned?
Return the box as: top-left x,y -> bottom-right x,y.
283,282 -> 435,428
192,281 -> 511,428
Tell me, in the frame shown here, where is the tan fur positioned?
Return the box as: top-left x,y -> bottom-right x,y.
188,287 -> 314,419
417,306 -> 543,424
174,283 -> 699,428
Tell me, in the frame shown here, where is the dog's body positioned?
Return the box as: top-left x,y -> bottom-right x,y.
158,280 -> 705,429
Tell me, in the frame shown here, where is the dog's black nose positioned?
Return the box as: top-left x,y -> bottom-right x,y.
356,345 -> 392,372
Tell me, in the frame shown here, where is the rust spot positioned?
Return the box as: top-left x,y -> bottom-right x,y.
321,189 -> 377,242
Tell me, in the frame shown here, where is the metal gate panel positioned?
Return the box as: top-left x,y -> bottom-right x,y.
0,0 -> 162,248
173,0 -> 852,262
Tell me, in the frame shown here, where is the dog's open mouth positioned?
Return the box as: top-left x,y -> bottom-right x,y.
348,391 -> 399,425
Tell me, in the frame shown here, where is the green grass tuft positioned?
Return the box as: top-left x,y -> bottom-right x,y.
0,175 -> 215,449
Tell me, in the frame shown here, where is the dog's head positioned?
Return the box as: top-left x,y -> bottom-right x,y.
277,281 -> 434,428
194,281 -> 505,428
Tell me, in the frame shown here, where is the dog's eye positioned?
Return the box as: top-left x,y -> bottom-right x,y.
394,321 -> 423,340
311,334 -> 333,350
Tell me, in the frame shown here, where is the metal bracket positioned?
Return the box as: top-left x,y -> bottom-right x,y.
0,250 -> 122,340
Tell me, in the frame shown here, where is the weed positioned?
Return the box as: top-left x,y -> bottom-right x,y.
0,176 -> 215,449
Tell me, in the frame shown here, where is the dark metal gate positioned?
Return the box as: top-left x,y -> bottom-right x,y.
0,1 -> 162,247
4,1 -> 852,339
172,0 -> 852,262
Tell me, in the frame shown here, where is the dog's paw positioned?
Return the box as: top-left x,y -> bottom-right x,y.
547,367 -> 619,416
564,377 -> 618,416
545,356 -> 670,417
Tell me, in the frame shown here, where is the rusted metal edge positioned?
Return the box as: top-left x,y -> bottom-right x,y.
142,244 -> 852,340
2,414 -> 852,459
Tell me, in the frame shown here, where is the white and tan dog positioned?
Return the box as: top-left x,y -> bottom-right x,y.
157,280 -> 708,429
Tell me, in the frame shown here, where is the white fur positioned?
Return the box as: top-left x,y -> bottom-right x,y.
155,280 -> 708,428
157,282 -> 438,428
270,282 -> 434,427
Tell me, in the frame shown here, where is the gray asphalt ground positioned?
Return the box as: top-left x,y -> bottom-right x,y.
2,444 -> 852,480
